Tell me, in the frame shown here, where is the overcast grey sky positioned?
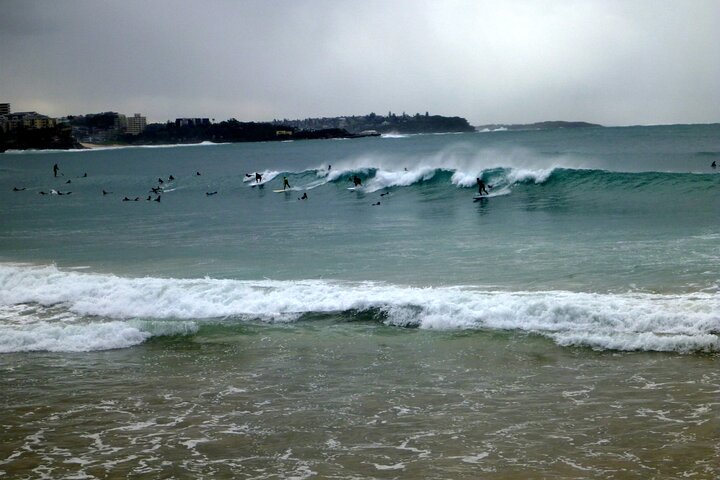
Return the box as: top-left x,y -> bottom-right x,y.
1,0 -> 718,125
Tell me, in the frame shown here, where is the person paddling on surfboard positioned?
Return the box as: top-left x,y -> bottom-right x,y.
476,178 -> 489,196
283,176 -> 291,190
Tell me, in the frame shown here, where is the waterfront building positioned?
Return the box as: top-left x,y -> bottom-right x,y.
126,113 -> 147,135
2,112 -> 56,130
175,118 -> 211,127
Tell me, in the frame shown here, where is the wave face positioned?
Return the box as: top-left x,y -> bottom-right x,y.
1,264 -> 717,353
275,164 -> 719,199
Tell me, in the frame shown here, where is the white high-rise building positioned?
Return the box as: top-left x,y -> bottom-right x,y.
126,113 -> 146,135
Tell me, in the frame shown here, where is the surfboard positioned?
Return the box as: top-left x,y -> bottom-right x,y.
273,189 -> 290,193
348,187 -> 363,191
473,189 -> 509,200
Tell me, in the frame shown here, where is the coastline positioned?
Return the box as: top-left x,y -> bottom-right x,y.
79,142 -> 126,149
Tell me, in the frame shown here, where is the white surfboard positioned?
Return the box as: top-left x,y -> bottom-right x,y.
473,188 -> 510,200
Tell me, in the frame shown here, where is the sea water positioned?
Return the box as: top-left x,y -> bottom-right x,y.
1,125 -> 719,478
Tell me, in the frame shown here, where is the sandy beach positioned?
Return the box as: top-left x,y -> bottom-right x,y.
79,142 -> 128,149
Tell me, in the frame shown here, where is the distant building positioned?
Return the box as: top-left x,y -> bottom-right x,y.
126,113 -> 147,135
2,112 -> 56,131
114,114 -> 127,132
175,118 -> 210,127
0,103 -> 10,116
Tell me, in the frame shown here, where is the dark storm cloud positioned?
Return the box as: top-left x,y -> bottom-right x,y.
1,0 -> 718,125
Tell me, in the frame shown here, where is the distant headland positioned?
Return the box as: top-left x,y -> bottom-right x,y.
1,103 -> 603,152
270,112 -> 475,135
0,110 -> 477,152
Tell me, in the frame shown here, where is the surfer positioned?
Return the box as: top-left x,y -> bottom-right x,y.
255,172 -> 263,183
169,175 -> 174,181
53,163 -> 59,177
196,171 -> 201,176
712,161 -> 717,168
206,191 -> 218,196
299,192 -> 308,200
102,190 -> 112,195
352,175 -> 362,187
283,176 -> 291,190
13,187 -> 26,191
476,178 -> 489,196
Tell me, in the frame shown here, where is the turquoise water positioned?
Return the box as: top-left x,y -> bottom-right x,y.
1,125 -> 719,477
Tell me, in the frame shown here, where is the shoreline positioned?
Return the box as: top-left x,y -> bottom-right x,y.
79,142 -> 127,149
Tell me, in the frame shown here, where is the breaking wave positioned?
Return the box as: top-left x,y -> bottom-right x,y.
280,164 -> 718,196
1,264 -> 717,353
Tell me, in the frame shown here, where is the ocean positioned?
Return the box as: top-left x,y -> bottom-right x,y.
1,124 -> 719,478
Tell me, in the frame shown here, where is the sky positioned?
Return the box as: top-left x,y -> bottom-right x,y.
1,0 -> 719,126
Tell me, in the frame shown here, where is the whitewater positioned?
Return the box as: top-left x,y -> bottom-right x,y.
1,264 -> 718,353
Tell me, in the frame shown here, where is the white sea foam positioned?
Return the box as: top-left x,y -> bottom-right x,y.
0,321 -> 150,353
364,167 -> 438,192
451,167 -> 556,190
243,170 -> 281,185
506,167 -> 554,184
0,264 -> 718,353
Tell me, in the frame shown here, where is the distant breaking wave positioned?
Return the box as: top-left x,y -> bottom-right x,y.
1,264 -> 717,353
277,165 -> 719,195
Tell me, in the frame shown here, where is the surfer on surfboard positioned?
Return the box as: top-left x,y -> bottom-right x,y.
283,176 -> 291,190
476,178 -> 489,196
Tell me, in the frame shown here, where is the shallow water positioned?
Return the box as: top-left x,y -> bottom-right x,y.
2,321 -> 719,478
